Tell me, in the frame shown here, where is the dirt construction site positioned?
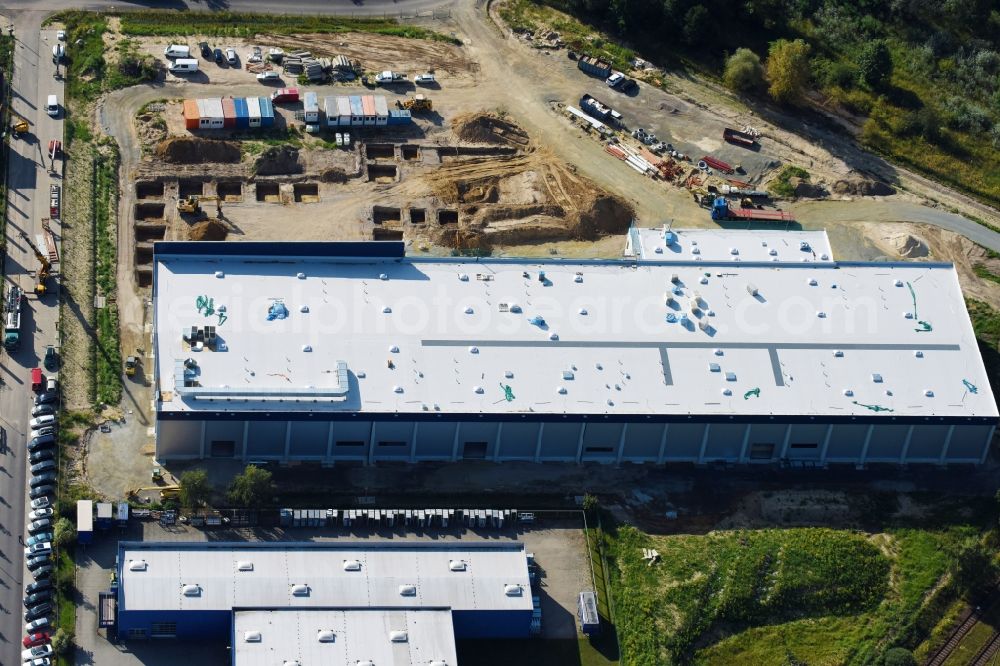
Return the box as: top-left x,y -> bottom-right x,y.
68,0 -> 1000,496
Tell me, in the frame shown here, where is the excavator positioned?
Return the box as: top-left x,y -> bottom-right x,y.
20,232 -> 51,296
395,94 -> 432,113
177,195 -> 219,215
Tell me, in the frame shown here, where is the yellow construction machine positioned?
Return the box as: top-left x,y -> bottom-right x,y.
10,113 -> 28,137
125,355 -> 138,377
20,232 -> 51,295
177,195 -> 219,215
395,94 -> 432,113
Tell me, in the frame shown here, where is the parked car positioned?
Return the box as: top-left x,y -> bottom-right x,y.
45,377 -> 57,392
414,73 -> 436,85
606,71 -> 625,88
30,497 -> 51,511
56,30 -> 66,41
214,48 -> 224,64
25,657 -> 52,666
24,544 -> 51,560
28,519 -> 52,535
199,41 -> 211,58
29,415 -> 56,430
26,554 -> 50,570
22,631 -> 50,648
29,449 -> 55,465
43,346 -> 58,371
33,425 -> 56,438
23,591 -> 52,608
30,565 -> 53,581
30,472 -> 57,487
256,71 -> 280,82
30,460 -> 56,475
226,47 -> 237,66
29,485 -> 55,500
28,436 -> 55,452
26,534 -> 52,548
25,618 -> 50,634
25,580 -> 51,595
163,44 -> 190,59
22,644 -> 53,661
22,604 -> 51,623
30,404 -> 55,418
34,391 -> 58,406
621,78 -> 639,94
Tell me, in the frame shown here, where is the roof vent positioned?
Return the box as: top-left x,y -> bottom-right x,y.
399,584 -> 417,596
871,373 -> 883,383
393,386 -> 403,393
574,274 -> 583,283
509,303 -> 522,313
379,273 -> 388,280
297,272 -> 306,279
722,388 -> 732,396
692,247 -> 701,255
317,630 -> 336,643
128,560 -> 147,572
182,584 -> 201,597
725,372 -> 737,381
449,560 -> 467,572
746,283 -> 758,296
549,333 -> 559,340
562,370 -> 575,380
834,350 -> 844,357
464,306 -> 474,314
244,631 -> 261,642
821,253 -> 829,260
714,349 -> 723,356
816,311 -> 826,318
215,270 -> 225,278
670,273 -> 679,284
894,279 -> 903,287
914,350 -> 923,358
302,345 -> 312,352
469,346 -> 479,354
699,276 -> 709,284
579,308 -> 588,315
300,305 -> 309,313
458,273 -> 469,281
769,248 -> 778,256
504,370 -> 514,378
504,584 -> 523,596
474,386 -> 484,394
237,561 -> 253,572
291,584 -> 310,596
808,278 -> 818,286
389,345 -> 399,353
343,560 -> 362,571
843,389 -> 854,397
729,247 -> 738,255
924,389 -> 934,397
390,631 -> 409,643
430,662 -> 449,666
708,363 -> 720,372
557,386 -> 567,395
904,312 -> 914,319
382,306 -> 392,313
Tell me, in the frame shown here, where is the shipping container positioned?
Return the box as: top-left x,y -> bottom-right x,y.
336,96 -> 352,127
374,95 -> 389,126
361,95 -> 376,126
578,55 -> 612,78
201,98 -> 225,129
221,98 -> 236,129
117,502 -> 129,527
387,109 -> 412,126
323,96 -> 339,127
247,96 -> 262,128
182,99 -> 200,131
234,97 -> 249,129
259,97 -> 275,127
303,91 -> 319,123
349,95 -> 364,126
96,502 -> 113,529
77,500 -> 93,544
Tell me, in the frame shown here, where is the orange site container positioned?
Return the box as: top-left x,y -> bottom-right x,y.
183,99 -> 200,130
222,98 -> 236,129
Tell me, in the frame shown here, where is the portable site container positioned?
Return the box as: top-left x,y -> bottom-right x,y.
221,98 -> 236,129
195,99 -> 212,129
201,98 -> 225,129
374,95 -> 389,126
361,95 -> 376,126
182,99 -> 200,130
349,95 -> 364,126
323,96 -> 339,127
303,91 -> 319,123
336,96 -> 352,127
258,97 -> 275,127
96,502 -> 113,529
117,502 -> 129,527
247,96 -> 262,128
77,500 -> 93,544
387,109 -> 412,126
578,590 -> 601,635
234,97 -> 249,129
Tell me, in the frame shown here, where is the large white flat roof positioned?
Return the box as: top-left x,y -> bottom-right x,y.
118,541 -> 532,613
233,609 -> 458,666
625,226 -> 834,263
153,243 -> 998,419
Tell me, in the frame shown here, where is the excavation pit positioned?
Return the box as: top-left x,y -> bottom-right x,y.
136,266 -> 153,288
136,181 -> 164,199
373,229 -> 404,241
256,182 -> 280,202
367,164 -> 397,183
134,203 -> 165,222
217,181 -> 243,201
293,183 -> 319,203
366,143 -> 395,160
401,145 -> 420,160
438,209 -> 458,225
372,206 -> 402,225
179,179 -> 204,198
134,223 -> 166,242
135,243 -> 154,263
409,208 -> 426,224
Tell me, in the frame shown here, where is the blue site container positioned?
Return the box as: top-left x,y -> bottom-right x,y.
234,97 -> 249,129
349,95 -> 363,126
387,109 -> 412,126
258,97 -> 275,128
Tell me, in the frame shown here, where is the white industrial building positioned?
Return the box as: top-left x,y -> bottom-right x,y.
624,225 -> 834,263
151,238 -> 997,467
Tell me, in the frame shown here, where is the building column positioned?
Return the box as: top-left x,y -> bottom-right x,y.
858,424 -> 875,469
898,425 -> 915,465
324,422 -> 335,466
696,424 -> 711,464
938,424 -> 955,466
615,423 -> 629,466
980,425 -> 996,465
656,424 -> 670,464
409,422 -> 419,463
198,422 -> 207,458
778,424 -> 793,460
241,421 -> 249,461
493,422 -> 503,462
575,423 -> 587,463
368,422 -> 377,466
451,423 -> 462,462
819,424 -> 834,466
282,421 -> 293,461
738,424 -> 752,464
533,423 -> 545,463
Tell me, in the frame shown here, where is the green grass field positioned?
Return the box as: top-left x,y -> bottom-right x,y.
605,524 -> 980,665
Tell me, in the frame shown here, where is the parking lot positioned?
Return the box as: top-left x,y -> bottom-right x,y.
74,512 -> 591,665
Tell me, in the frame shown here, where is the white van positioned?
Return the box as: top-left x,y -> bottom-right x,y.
51,43 -> 64,63
168,58 -> 199,75
45,95 -> 58,118
163,44 -> 190,59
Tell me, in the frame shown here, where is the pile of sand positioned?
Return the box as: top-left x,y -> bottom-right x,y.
188,218 -> 228,241
453,112 -> 530,146
832,178 -> 895,196
320,167 -> 349,183
155,137 -> 241,164
878,231 -> 929,258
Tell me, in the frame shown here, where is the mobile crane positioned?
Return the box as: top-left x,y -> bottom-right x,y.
20,232 -> 52,296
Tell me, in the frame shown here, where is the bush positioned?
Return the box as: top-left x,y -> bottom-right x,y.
53,517 -> 77,549
766,39 -> 812,103
882,647 -> 916,666
227,465 -> 275,508
813,57 -> 855,89
857,40 -> 893,88
179,468 -> 212,509
723,48 -> 765,93
51,628 -> 74,656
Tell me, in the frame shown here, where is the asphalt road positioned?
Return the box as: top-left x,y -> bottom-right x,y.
0,13 -> 65,665
0,0 -> 456,14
